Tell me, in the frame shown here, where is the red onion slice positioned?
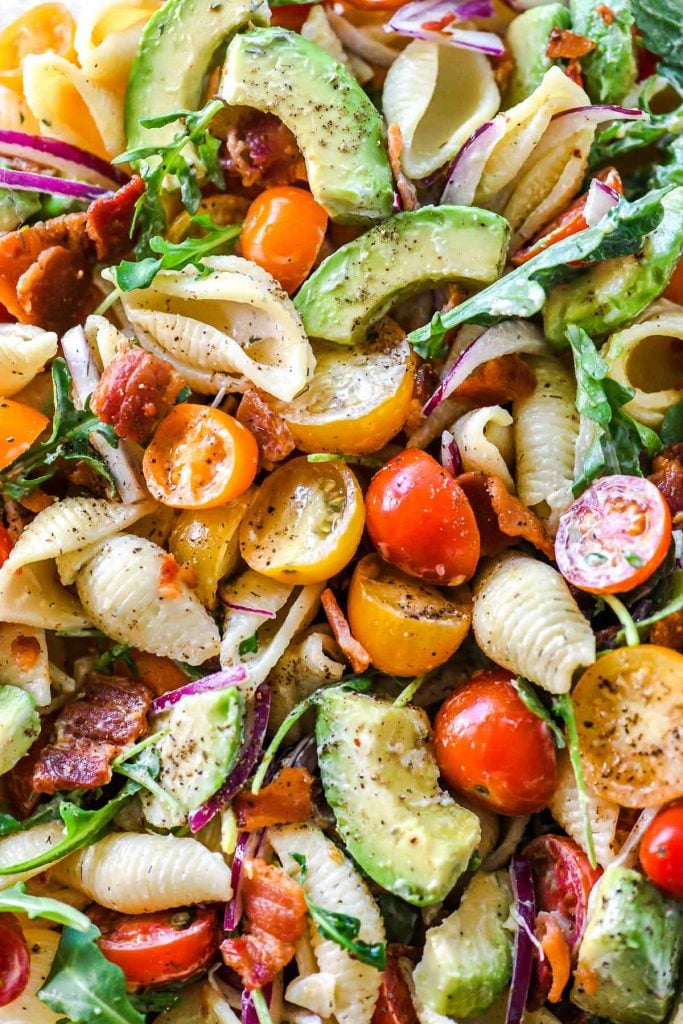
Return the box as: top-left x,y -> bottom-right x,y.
0,166 -> 110,202
225,829 -> 264,932
506,854 -> 536,1024
222,602 -> 276,619
388,0 -> 504,54
440,430 -> 463,476
550,104 -> 645,139
441,119 -> 505,206
583,177 -> 621,226
500,0 -> 568,9
0,129 -> 127,190
151,666 -> 248,716
423,320 -> 548,414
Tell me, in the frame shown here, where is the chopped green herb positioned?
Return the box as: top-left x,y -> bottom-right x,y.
239,633 -> 259,657
95,643 -> 136,674
602,593 -> 641,647
660,398 -> 683,445
512,678 -> 566,748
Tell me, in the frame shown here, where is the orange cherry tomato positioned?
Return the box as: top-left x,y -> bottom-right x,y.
365,449 -> 480,585
555,475 -> 671,594
88,906 -> 220,988
270,3 -> 312,29
434,668 -> 558,815
664,256 -> 683,305
372,955 -> 419,1024
143,404 -> 258,510
639,801 -> 683,900
241,186 -> 328,295
0,397 -> 49,471
0,524 -> 13,568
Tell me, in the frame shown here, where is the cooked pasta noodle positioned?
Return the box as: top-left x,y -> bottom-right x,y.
451,405 -> 515,491
0,822 -> 66,890
0,559 -> 90,632
0,623 -> 50,705
268,627 -> 344,737
0,324 -> 57,397
301,6 -> 372,84
74,0 -> 161,94
549,750 -> 619,867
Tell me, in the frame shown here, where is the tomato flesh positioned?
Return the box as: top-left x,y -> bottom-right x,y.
365,449 -> 480,585
434,669 -> 558,815
241,186 -> 328,294
555,474 -> 672,594
372,956 -> 419,1024
0,913 -> 30,1008
270,3 -> 312,29
0,397 -> 49,472
0,524 -> 13,567
88,906 -> 220,988
640,802 -> 683,899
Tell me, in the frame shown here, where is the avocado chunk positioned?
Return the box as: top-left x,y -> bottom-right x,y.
504,5 -> 571,106
544,186 -> 683,346
569,0 -> 636,104
295,205 -> 509,345
571,866 -> 683,1024
316,689 -> 481,906
142,686 -> 244,828
125,0 -> 270,149
219,28 -> 393,225
0,685 -> 40,776
414,871 -> 514,1018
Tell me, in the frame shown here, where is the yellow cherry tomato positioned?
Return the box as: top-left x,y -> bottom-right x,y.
240,456 -> 365,585
272,318 -> 415,454
169,496 -> 250,609
347,553 -> 472,677
0,396 -> 48,471
573,645 -> 683,808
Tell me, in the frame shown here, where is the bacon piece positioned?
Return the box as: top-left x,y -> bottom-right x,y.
565,58 -> 585,86
10,634 -> 41,672
321,587 -> 371,673
650,443 -> 683,524
650,610 -> 683,650
223,113 -> 306,189
547,28 -> 596,59
237,389 -> 295,466
492,47 -> 514,94
158,553 -> 197,598
596,3 -> 614,24
5,716 -> 55,818
456,472 -> 554,559
33,739 -> 118,794
387,124 -> 418,213
453,354 -> 537,406
16,244 -> 100,334
233,767 -> 313,831
221,926 -> 299,989
86,176 -> 144,262
91,343 -> 185,444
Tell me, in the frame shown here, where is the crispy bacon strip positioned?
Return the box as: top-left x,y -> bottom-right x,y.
16,244 -> 100,335
596,3 -> 614,24
91,344 -> 185,444
650,610 -> 683,650
546,28 -> 596,59
237,389 -> 295,466
233,767 -> 313,831
456,472 -> 554,559
321,587 -> 371,673
86,176 -> 144,262
223,113 -> 306,189
387,124 -> 418,213
452,353 -> 536,406
649,442 -> 683,524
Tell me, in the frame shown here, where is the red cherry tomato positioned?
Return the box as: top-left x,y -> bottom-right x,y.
639,802 -> 683,899
372,955 -> 419,1024
365,449 -> 480,585
0,524 -> 12,568
555,474 -> 672,594
0,913 -> 30,1008
270,3 -> 312,29
88,906 -> 220,988
433,669 -> 558,815
241,186 -> 328,295
0,303 -> 14,323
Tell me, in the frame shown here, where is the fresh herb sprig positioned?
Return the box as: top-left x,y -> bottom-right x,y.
512,678 -> 566,748
292,853 -> 387,970
0,358 -> 118,501
0,883 -> 92,931
114,99 -> 226,257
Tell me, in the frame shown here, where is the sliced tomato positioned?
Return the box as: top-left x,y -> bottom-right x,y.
555,474 -> 672,594
143,404 -> 258,509
88,906 -> 220,989
0,913 -> 30,1008
0,524 -> 13,567
269,4 -> 313,30
372,955 -> 419,1024
640,801 -> 683,899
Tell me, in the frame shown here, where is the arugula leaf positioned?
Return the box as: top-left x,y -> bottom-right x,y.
39,924 -> 144,1024
129,985 -> 186,1014
407,188 -> 671,356
553,694 -> 597,869
653,134 -> 683,190
0,883 -> 92,931
0,359 -> 118,501
95,643 -> 136,674
0,812 -> 22,838
239,632 -> 259,656
633,0 -> 683,88
590,91 -> 683,169
292,854 -> 386,971
512,678 -> 566,748
113,745 -> 183,815
568,325 -> 661,495
660,399 -> 683,444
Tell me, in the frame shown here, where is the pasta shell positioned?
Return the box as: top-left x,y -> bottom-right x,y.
0,927 -> 61,1023
52,832 -> 232,913
268,628 -> 344,738
74,0 -> 162,94
84,314 -> 129,369
0,559 -> 90,632
301,6 -> 372,84
0,624 -> 50,706
75,534 -> 221,664
549,750 -> 618,867
451,406 -> 515,491
113,255 -> 315,402
383,40 -> 500,180
271,823 -> 385,1024
0,83 -> 39,134
472,551 -> 596,694
0,823 -> 67,891
603,310 -> 683,428
0,324 -> 57,397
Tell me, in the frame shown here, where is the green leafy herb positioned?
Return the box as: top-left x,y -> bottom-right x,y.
660,397 -> 683,444
568,325 -> 661,495
39,924 -> 144,1024
512,678 -> 566,747
590,91 -> 683,169
612,568 -> 683,644
407,188 -> 671,356
653,134 -> 683,190
601,593 -> 641,647
251,989 -> 274,1024
393,673 -> 432,708
129,984 -> 187,1014
95,643 -> 136,674
113,744 -> 183,815
0,812 -> 22,838
0,883 -> 92,931
633,0 -> 683,92
0,359 -> 118,501
114,99 -> 225,257
113,214 -> 242,291
239,632 -> 259,656
553,694 -> 597,869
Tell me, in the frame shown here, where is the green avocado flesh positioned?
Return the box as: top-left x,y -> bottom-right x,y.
505,4 -> 571,106
295,205 -> 510,345
316,689 -> 481,906
569,0 -> 636,104
0,684 -> 40,776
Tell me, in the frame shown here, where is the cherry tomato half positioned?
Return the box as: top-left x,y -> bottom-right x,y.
665,256 -> 683,305
434,669 -> 558,815
365,449 -> 480,586
0,397 -> 49,472
241,186 -> 328,295
555,474 -> 672,594
143,404 -> 258,510
270,3 -> 312,29
0,524 -> 13,568
372,955 -> 419,1024
0,913 -> 29,1008
88,906 -> 220,989
639,802 -> 683,899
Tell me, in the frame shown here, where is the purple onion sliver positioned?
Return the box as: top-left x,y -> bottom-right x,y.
150,666 -> 248,715
0,129 -> 128,189
392,190 -> 403,212
223,601 -> 277,618
441,119 -> 503,207
0,166 -> 111,202
583,177 -> 621,226
441,431 -> 463,477
551,103 -> 645,123
242,982 -> 273,1024
224,829 -> 263,931
506,854 -> 536,1024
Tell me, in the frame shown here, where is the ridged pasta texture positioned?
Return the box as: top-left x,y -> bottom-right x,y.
549,750 -> 619,868
0,559 -> 90,632
0,823 -> 67,891
0,324 -> 57,397
52,832 -> 232,913
472,552 -> 596,694
268,628 -> 344,737
0,927 -> 61,1023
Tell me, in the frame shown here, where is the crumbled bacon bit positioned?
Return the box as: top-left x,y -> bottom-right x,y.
565,58 -> 585,86
10,634 -> 41,672
223,113 -> 306,190
596,3 -> 614,24
91,344 -> 185,444
492,47 -> 514,94
321,587 -> 371,673
237,389 -> 295,467
456,471 -> 554,559
387,124 -> 418,213
158,553 -> 197,599
86,176 -> 145,262
453,354 -> 537,406
547,28 -> 596,59
233,767 -> 313,830
649,610 -> 683,650
649,442 -> 683,524
372,955 -> 420,1024
16,244 -> 100,335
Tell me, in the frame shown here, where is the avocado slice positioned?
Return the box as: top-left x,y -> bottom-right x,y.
414,871 -> 514,1018
219,28 -> 394,225
544,186 -> 683,346
572,867 -> 683,1024
569,0 -> 636,104
0,685 -> 40,776
316,689 -> 481,906
142,686 -> 244,828
504,5 -> 571,106
125,0 -> 270,149
295,205 -> 509,345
